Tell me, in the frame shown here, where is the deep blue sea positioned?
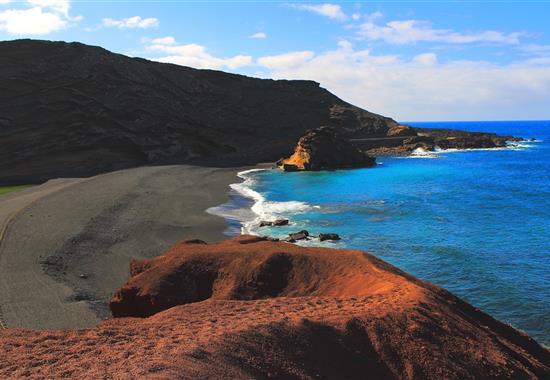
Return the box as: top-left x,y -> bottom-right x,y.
209,120 -> 550,346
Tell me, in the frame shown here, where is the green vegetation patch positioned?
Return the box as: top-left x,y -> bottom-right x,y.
0,185 -> 33,196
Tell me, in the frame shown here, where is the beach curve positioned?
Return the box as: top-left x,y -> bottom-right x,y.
0,164 -> 249,329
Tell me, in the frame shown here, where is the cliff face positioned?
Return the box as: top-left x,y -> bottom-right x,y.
0,39 -> 397,184
276,127 -> 376,171
2,235 -> 547,379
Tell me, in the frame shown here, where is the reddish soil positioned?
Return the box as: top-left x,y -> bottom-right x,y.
1,235 -> 548,379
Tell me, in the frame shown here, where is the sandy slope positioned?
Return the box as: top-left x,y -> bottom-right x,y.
0,165 -> 244,329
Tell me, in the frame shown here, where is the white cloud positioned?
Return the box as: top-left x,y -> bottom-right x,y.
0,0 -> 13,4
147,40 -> 252,70
28,0 -> 69,16
520,44 -> 550,57
151,36 -> 175,45
249,31 -> 267,39
0,0 -> 77,35
102,16 -> 158,29
413,52 -> 437,66
257,42 -> 550,120
257,51 -> 315,69
291,3 -> 347,21
358,19 -> 524,45
351,11 -> 383,22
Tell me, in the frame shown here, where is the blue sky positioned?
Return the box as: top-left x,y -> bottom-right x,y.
1,1 -> 550,121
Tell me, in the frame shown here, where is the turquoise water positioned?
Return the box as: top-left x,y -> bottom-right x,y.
212,120 -> 549,346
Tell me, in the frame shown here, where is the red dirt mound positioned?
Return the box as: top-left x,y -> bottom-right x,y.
1,235 -> 548,379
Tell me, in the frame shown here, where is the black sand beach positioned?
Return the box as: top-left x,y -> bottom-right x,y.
0,165 -> 249,329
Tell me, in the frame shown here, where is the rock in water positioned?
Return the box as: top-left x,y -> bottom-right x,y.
319,233 -> 341,241
259,219 -> 289,227
287,230 -> 309,241
273,219 -> 290,226
278,127 -> 376,171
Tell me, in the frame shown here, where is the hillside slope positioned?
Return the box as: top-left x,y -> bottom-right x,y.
1,235 -> 548,379
0,39 -> 397,184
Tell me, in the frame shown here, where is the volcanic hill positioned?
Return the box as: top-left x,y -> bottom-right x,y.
1,39 -> 521,183
1,235 -> 548,379
0,39 -> 398,184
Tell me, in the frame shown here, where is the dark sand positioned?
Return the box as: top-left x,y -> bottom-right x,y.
0,165 -> 251,329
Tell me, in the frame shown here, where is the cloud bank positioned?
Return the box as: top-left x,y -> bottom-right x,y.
0,0 -> 79,35
256,41 -> 550,120
146,37 -> 252,70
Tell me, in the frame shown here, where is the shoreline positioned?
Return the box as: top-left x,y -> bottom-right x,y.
0,164 -> 254,329
209,140 -> 542,240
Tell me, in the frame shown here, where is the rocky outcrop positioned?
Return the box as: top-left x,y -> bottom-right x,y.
277,127 -> 376,171
1,235 -> 548,378
353,129 -> 523,156
415,128 -> 522,150
0,40 -> 398,185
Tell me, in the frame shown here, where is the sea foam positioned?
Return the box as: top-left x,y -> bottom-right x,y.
213,169 -> 316,235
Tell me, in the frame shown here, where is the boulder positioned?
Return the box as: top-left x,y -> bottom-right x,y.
278,127 -> 376,171
319,233 -> 341,241
273,219 -> 289,226
259,219 -> 289,227
287,230 -> 309,241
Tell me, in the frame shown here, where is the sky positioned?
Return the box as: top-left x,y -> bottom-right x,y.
1,1 -> 550,121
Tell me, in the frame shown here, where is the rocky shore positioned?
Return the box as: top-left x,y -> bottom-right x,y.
2,235 -> 548,379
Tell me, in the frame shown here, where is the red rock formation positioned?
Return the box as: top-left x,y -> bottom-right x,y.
1,235 -> 548,379
277,127 -> 376,171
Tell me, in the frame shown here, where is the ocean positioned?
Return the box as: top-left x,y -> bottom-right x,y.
208,120 -> 550,346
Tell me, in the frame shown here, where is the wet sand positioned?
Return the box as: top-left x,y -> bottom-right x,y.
0,165 -> 248,329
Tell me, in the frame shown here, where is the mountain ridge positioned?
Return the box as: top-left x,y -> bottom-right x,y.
0,39 -> 398,184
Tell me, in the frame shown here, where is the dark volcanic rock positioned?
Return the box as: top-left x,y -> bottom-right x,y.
416,128 -> 522,150
0,39 -> 398,184
319,233 -> 341,241
287,230 -> 309,241
278,126 -> 376,171
259,219 -> 289,227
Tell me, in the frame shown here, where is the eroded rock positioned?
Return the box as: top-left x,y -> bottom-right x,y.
278,127 -> 376,171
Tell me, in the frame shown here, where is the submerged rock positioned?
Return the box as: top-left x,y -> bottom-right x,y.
278,127 -> 376,171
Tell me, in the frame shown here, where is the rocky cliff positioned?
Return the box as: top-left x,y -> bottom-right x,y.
0,39 -> 398,184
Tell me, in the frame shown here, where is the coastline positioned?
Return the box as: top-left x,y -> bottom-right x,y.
209,136 -> 549,346
208,140 -> 542,239
0,164 -> 254,329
